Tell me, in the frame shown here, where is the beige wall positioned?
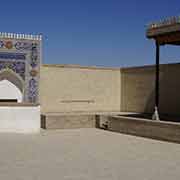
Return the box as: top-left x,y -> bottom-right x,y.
40,65 -> 121,113
121,66 -> 155,113
121,63 -> 180,115
40,63 -> 180,115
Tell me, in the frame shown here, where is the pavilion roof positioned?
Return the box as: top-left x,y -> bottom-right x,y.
146,16 -> 180,45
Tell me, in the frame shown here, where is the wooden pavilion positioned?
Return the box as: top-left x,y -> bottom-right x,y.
146,16 -> 180,120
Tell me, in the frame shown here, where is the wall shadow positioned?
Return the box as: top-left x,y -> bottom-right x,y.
40,115 -> 46,129
144,64 -> 180,121
121,64 -> 180,122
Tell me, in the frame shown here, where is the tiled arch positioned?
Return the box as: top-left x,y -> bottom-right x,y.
0,69 -> 24,93
0,33 -> 42,104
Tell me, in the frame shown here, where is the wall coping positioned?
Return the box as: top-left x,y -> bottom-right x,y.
112,115 -> 180,126
42,62 -> 180,71
120,62 -> 180,71
42,64 -> 120,71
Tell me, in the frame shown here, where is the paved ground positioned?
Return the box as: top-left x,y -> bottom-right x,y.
0,128 -> 180,180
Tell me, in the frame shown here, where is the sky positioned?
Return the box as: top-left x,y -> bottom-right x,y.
1,0 -> 180,67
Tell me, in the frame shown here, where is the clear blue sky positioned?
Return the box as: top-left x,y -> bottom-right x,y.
1,0 -> 180,67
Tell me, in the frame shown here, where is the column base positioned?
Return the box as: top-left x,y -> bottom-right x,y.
152,106 -> 160,120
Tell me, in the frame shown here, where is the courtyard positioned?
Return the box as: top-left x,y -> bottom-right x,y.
0,128 -> 180,180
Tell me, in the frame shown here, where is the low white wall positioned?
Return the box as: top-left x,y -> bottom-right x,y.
0,106 -> 40,133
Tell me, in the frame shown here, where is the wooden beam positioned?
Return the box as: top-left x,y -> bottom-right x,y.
155,32 -> 180,45
147,23 -> 180,38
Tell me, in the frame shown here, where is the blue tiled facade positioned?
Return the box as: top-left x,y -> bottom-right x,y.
0,35 -> 41,104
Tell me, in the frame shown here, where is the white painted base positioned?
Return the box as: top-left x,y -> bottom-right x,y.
0,105 -> 40,133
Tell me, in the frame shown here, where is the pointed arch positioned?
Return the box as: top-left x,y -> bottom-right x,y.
0,69 -> 24,93
0,80 -> 23,102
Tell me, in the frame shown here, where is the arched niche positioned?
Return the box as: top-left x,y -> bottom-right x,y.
0,69 -> 24,102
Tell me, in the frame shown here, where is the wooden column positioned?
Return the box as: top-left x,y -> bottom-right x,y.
155,41 -> 160,108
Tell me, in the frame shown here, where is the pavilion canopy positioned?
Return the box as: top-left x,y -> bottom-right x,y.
146,16 -> 180,45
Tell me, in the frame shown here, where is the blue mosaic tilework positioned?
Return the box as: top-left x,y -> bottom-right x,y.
30,43 -> 38,68
0,40 -> 33,51
28,78 -> 38,103
0,61 -> 25,80
0,41 -> 3,48
0,37 -> 41,103
0,52 -> 26,60
15,42 -> 32,51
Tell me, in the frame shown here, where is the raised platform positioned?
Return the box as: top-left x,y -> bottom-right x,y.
107,115 -> 180,143
41,114 -> 98,129
40,112 -> 121,129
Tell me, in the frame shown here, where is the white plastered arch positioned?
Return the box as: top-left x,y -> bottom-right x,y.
0,69 -> 24,102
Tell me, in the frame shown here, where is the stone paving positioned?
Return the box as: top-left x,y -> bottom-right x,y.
0,128 -> 180,180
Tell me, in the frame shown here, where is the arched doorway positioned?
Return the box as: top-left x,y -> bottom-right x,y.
0,70 -> 24,103
0,79 -> 22,102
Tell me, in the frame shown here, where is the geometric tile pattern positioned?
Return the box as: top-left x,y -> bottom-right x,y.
0,61 -> 25,80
